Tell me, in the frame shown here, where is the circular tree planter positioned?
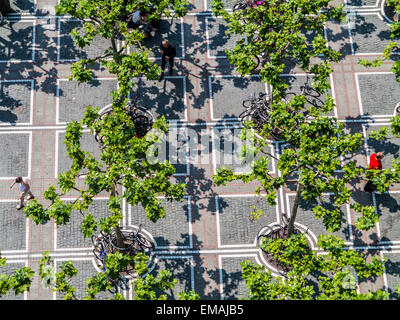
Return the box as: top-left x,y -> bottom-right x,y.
382,0 -> 399,22
395,101 -> 400,115
94,102 -> 154,148
257,222 -> 313,275
91,225 -> 154,281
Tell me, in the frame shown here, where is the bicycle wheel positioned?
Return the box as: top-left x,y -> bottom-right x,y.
136,233 -> 153,250
252,54 -> 261,70
233,0 -> 248,11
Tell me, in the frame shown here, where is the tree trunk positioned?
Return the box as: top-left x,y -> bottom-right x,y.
110,185 -> 126,249
287,182 -> 303,237
0,0 -> 11,15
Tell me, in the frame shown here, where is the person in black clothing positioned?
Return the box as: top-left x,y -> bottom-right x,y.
159,40 -> 176,81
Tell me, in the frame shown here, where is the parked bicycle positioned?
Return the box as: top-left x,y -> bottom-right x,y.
95,94 -> 154,147
239,92 -> 284,140
91,224 -> 153,293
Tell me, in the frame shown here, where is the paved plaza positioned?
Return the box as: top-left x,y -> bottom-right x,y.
0,0 -> 400,300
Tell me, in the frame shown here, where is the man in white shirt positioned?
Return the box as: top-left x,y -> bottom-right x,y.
127,10 -> 147,29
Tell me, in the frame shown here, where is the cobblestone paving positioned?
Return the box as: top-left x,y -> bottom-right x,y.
0,0 -> 400,300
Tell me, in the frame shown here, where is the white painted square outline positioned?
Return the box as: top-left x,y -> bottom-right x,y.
277,73 -> 338,119
285,192 -> 354,246
56,76 -> 188,124
0,199 -> 30,254
0,259 -> 29,300
126,17 -> 185,60
131,75 -> 188,123
127,195 -> 193,250
55,125 -> 190,179
208,74 -> 269,122
347,12 -> 400,56
205,16 -> 234,59
355,72 -> 399,119
0,19 -> 36,63
215,194 -> 281,249
0,79 -> 34,126
206,17 -> 329,59
144,124 -> 190,176
53,197 -> 117,252
372,190 -> 400,246
211,124 -> 277,175
218,253 -> 264,300
380,250 -> 400,295
7,0 -> 37,16
55,77 -> 118,125
52,257 -> 121,300
344,0 -> 380,9
0,131 -> 32,181
134,255 -> 195,300
361,121 -> 398,165
54,128 -> 93,179
57,17 -> 120,63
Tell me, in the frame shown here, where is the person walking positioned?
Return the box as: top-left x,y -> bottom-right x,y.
10,176 -> 35,210
159,40 -> 176,82
364,152 -> 384,192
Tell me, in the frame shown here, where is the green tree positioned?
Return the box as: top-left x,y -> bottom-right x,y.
211,0 -> 346,96
359,0 -> 400,81
56,0 -> 189,83
38,251 -> 198,300
211,0 -> 380,236
0,254 -> 34,298
7,0 -> 192,299
241,233 -> 387,300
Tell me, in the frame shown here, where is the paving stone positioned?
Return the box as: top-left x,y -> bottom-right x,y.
0,202 -> 26,251
148,256 -> 194,300
363,124 -> 400,168
206,17 -> 247,58
216,196 -> 277,246
129,197 -> 192,249
348,13 -> 398,55
345,0 -> 379,7
56,199 -> 110,249
0,80 -> 33,125
205,0 -> 237,11
209,75 -> 266,120
131,77 -> 186,121
10,0 -> 36,14
373,192 -> 400,244
219,255 -> 258,300
0,262 -> 26,300
138,18 -> 185,59
357,73 -> 400,117
287,194 -> 352,243
55,259 -> 115,300
382,252 -> 400,299
0,21 -> 35,62
0,132 -> 30,178
58,19 -> 112,62
57,79 -> 118,123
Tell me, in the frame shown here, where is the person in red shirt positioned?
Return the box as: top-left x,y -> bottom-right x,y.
368,152 -> 383,171
364,152 -> 384,192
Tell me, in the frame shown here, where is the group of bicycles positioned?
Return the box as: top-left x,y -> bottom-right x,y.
91,224 -> 153,293
239,76 -> 324,140
94,94 -> 154,147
